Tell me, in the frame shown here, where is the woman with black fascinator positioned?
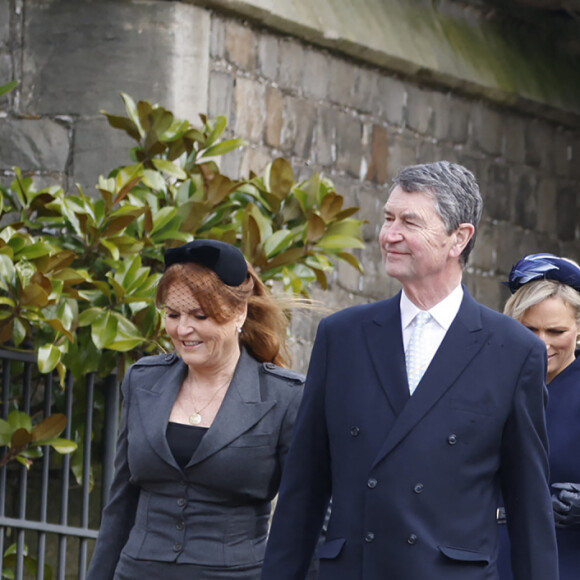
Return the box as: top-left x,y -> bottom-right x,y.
87,239 -> 305,580
498,253 -> 580,579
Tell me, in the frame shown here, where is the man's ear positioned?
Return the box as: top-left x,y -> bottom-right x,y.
450,223 -> 475,258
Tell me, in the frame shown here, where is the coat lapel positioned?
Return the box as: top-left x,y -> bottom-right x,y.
363,295 -> 410,417
134,358 -> 188,470
187,349 -> 275,467
372,290 -> 491,467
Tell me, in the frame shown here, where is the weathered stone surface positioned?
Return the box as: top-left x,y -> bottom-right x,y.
277,38 -> 304,91
302,49 -> 329,100
535,177 -> 557,234
502,115 -> 527,166
377,76 -> 406,126
257,31 -> 279,81
281,95 -> 315,159
335,111 -> 363,177
471,104 -> 504,156
432,93 -> 470,144
21,1 -> 209,121
72,118 -> 134,197
366,124 -> 389,184
387,130 -> 418,179
0,1 -> 10,48
512,168 -> 538,230
406,85 -> 434,135
0,117 -> 69,171
327,57 -> 356,107
225,19 -> 256,71
233,77 -> 266,142
556,185 -> 579,241
470,220 -> 498,273
210,13 -> 227,60
313,106 -> 337,166
484,162 -> 511,221
352,67 -> 380,115
265,85 -> 283,148
208,71 -> 234,121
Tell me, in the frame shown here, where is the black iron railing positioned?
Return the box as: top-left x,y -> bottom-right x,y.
0,349 -> 119,580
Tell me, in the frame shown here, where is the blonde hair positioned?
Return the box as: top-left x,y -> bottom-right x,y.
156,261 -> 292,367
504,278 -> 580,327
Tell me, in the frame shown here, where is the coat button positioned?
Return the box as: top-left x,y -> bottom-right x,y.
407,534 -> 418,545
265,362 -> 275,369
365,532 -> 375,543
413,483 -> 424,494
367,478 -> 378,489
165,354 -> 173,361
350,426 -> 360,436
173,543 -> 182,552
177,498 -> 186,507
176,520 -> 185,531
447,433 -> 457,445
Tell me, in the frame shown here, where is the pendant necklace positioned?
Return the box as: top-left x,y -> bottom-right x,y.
186,379 -> 230,426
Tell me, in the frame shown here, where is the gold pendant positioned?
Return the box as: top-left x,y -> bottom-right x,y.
189,413 -> 202,425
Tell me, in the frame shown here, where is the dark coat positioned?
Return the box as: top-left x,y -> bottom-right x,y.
261,289 -> 558,580
499,354 -> 580,579
87,349 -> 304,580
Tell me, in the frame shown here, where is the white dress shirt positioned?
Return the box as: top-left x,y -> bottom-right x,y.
401,285 -> 464,392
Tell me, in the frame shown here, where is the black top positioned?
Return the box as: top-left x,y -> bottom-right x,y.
166,422 -> 208,469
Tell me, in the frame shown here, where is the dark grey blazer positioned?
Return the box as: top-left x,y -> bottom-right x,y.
87,348 -> 304,580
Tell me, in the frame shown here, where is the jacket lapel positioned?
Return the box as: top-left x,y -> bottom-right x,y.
363,295 -> 410,417
372,289 -> 491,467
187,349 -> 275,467
134,358 -> 188,469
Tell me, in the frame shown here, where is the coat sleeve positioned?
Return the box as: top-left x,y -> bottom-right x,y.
499,341 -> 559,580
261,320 -> 333,580
87,370 -> 140,580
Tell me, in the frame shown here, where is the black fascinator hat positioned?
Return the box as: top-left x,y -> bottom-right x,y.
506,253 -> 580,295
164,240 -> 248,287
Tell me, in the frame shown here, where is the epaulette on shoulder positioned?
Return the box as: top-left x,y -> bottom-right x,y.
133,353 -> 178,367
261,362 -> 305,385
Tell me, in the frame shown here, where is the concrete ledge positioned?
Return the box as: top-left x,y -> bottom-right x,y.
193,0 -> 580,125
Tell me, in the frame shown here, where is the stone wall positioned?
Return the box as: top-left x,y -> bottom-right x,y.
1,0 -> 580,370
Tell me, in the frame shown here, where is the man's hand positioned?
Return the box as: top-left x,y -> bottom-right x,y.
552,482 -> 580,528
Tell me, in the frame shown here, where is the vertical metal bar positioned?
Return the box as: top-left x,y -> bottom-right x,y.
100,374 -> 119,509
36,372 -> 53,580
78,374 -> 94,580
0,358 -> 11,578
15,362 -> 33,580
57,372 -> 74,580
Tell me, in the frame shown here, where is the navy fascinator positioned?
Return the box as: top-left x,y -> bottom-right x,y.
164,240 -> 248,286
506,253 -> 580,295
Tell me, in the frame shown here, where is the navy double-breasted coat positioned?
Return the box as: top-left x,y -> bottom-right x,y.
261,289 -> 558,580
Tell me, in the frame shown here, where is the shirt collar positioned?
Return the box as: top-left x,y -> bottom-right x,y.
400,285 -> 464,330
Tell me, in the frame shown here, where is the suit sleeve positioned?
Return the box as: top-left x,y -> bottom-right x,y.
500,341 -> 559,580
261,320 -> 332,580
87,370 -> 140,580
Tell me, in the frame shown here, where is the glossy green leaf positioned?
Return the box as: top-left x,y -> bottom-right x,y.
32,414 -> 66,441
37,343 -> 62,373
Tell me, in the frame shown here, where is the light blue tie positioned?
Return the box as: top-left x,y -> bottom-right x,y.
406,311 -> 431,394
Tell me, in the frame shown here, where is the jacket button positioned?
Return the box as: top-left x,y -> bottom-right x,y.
173,543 -> 182,552
350,426 -> 360,436
413,483 -> 424,494
365,532 -> 375,543
367,478 -> 378,489
177,498 -> 186,507
165,354 -> 173,361
407,534 -> 418,545
176,520 -> 185,531
447,434 -> 457,445
265,362 -> 275,369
